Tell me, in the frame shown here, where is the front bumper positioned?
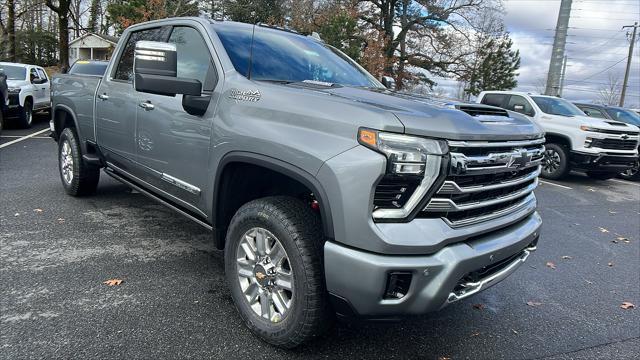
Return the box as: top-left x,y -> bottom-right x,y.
570,151 -> 638,172
324,212 -> 541,318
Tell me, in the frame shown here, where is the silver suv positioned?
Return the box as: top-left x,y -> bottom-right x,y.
50,18 -> 544,348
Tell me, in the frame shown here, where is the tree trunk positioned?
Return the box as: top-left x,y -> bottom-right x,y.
7,0 -> 17,62
58,14 -> 70,68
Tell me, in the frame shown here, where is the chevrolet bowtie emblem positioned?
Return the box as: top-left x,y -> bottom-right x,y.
255,272 -> 266,281
509,151 -> 531,168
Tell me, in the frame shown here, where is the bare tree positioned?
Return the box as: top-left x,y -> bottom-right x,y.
597,73 -> 622,106
46,0 -> 72,68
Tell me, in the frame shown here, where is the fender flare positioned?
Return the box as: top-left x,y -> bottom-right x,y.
543,132 -> 573,148
213,151 -> 335,241
52,104 -> 84,150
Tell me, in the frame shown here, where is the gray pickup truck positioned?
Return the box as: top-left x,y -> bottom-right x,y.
50,18 -> 544,348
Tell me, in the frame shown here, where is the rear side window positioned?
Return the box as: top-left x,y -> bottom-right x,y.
168,26 -> 217,92
70,62 -> 108,76
481,94 -> 507,108
114,27 -> 171,82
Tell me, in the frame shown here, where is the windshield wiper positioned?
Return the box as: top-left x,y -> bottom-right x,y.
256,79 -> 341,88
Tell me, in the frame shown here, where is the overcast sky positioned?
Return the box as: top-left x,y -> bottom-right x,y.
437,0 -> 640,107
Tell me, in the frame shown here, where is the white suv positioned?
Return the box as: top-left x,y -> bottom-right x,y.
477,91 -> 640,180
0,62 -> 51,128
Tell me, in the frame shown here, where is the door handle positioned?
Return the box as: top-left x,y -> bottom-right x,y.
97,93 -> 109,100
139,101 -> 155,111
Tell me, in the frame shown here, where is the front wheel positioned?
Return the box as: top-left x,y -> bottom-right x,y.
224,196 -> 332,348
58,128 -> 100,196
541,143 -> 570,180
586,171 -> 618,180
619,165 -> 640,181
18,100 -> 33,128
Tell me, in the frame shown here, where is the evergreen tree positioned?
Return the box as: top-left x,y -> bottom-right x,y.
466,34 -> 520,96
317,10 -> 363,62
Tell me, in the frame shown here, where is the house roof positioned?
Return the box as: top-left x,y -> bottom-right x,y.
69,33 -> 118,46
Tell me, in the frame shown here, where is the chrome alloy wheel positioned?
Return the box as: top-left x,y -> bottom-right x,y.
236,227 -> 294,323
60,140 -> 74,184
543,149 -> 561,174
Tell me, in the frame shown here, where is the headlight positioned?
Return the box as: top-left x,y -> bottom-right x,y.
580,125 -> 605,133
8,87 -> 21,94
358,128 -> 448,219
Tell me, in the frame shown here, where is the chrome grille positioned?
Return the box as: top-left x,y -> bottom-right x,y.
422,138 -> 544,228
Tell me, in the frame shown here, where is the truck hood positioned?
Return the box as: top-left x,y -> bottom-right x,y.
6,79 -> 28,89
291,84 -> 544,141
568,114 -> 640,132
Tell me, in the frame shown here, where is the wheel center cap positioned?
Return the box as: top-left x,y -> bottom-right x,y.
253,263 -> 273,287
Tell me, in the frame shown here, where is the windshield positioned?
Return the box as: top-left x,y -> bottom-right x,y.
0,65 -> 26,80
214,24 -> 381,88
605,108 -> 640,126
531,96 -> 585,117
69,61 -> 108,76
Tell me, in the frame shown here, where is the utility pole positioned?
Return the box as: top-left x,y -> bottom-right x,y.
545,0 -> 572,96
559,55 -> 568,97
620,22 -> 638,107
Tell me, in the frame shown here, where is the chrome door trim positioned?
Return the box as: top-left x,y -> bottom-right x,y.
161,173 -> 201,195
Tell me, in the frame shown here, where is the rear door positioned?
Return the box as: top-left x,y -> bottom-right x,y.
134,25 -> 220,213
95,26 -> 171,171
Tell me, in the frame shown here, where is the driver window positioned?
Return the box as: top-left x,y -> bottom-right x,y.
37,69 -> 48,83
507,95 -> 535,116
29,68 -> 39,83
168,26 -> 217,92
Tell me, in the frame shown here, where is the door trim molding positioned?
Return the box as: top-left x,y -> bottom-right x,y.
161,173 -> 201,195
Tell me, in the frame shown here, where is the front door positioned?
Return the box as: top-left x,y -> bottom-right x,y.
95,26 -> 171,171
134,25 -> 220,214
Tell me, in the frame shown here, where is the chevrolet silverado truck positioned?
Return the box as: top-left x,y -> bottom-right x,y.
51,18 -> 544,348
477,91 -> 640,180
0,62 -> 51,128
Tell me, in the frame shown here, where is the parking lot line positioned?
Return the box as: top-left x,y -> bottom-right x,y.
609,179 -> 640,187
1,135 -> 50,139
0,129 -> 50,149
539,180 -> 573,190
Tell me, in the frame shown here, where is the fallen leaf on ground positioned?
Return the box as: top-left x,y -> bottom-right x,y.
472,303 -> 485,310
470,332 -> 480,337
611,239 -> 619,244
608,262 -> 614,267
527,301 -> 543,307
511,329 -> 519,335
33,208 -> 43,213
620,302 -> 635,310
14,213 -> 19,217
103,279 -> 123,286
599,227 -> 609,233
57,218 -> 65,224
561,255 -> 572,260
546,261 -> 556,269
588,188 -> 596,192
609,210 -> 617,214
585,280 -> 593,285
438,357 -> 451,360
616,236 -> 630,243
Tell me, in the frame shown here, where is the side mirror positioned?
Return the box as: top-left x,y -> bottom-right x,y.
32,78 -> 46,84
381,76 -> 396,90
134,41 -> 201,97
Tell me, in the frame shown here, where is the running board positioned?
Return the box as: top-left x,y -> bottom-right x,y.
103,168 -> 213,231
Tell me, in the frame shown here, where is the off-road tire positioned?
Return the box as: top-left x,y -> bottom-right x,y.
18,100 -> 33,128
586,171 -> 618,181
541,143 -> 570,180
224,196 -> 333,348
58,128 -> 100,196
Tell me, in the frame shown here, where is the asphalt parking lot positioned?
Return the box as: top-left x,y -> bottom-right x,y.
1,120 -> 639,359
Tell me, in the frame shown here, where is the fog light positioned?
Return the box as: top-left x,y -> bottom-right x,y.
384,271 -> 412,299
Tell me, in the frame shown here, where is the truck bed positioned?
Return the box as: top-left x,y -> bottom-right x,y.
51,74 -> 102,143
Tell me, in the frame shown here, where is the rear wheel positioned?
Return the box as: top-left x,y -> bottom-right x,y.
58,128 -> 100,196
586,171 -> 618,180
18,100 -> 33,128
224,196 -> 332,348
541,143 -> 570,180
